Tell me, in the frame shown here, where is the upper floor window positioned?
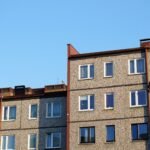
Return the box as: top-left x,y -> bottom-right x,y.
46,102 -> 61,118
1,135 -> 15,150
104,62 -> 113,77
80,127 -> 95,143
46,132 -> 61,149
129,58 -> 145,74
130,90 -> 147,107
29,104 -> 38,119
131,123 -> 148,140
2,106 -> 16,121
106,125 -> 115,142
79,64 -> 94,80
105,93 -> 114,109
28,134 -> 37,150
79,95 -> 94,111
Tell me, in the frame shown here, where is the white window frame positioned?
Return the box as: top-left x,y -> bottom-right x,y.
29,104 -> 38,120
79,95 -> 94,111
2,106 -> 16,121
45,132 -> 61,149
28,133 -> 37,150
46,102 -> 61,118
130,90 -> 147,107
104,93 -> 114,109
79,64 -> 94,80
1,135 -> 15,150
128,58 -> 145,74
104,62 -> 113,77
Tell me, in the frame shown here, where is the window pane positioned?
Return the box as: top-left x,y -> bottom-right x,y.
138,91 -> 146,105
106,126 -> 115,142
137,59 -> 144,73
80,128 -> 88,143
53,133 -> 61,147
130,60 -> 135,73
131,92 -> 136,106
47,103 -> 51,117
8,135 -> 15,149
31,104 -> 37,118
46,134 -> 52,148
89,127 -> 95,143
80,66 -> 88,79
4,107 -> 8,120
131,124 -> 138,140
53,102 -> 61,117
80,96 -> 88,110
139,124 -> 148,139
106,63 -> 113,76
90,65 -> 94,78
29,134 -> 36,148
90,95 -> 94,109
2,136 -> 6,149
9,106 -> 16,120
106,94 -> 114,108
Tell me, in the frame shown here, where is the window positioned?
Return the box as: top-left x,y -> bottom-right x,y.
28,134 -> 37,150
130,90 -> 147,107
80,127 -> 95,143
106,125 -> 115,142
105,93 -> 114,109
104,62 -> 113,77
29,104 -> 38,119
46,102 -> 61,118
46,132 -> 61,148
2,106 -> 16,121
79,95 -> 94,111
79,64 -> 94,79
131,123 -> 148,140
129,58 -> 145,74
1,135 -> 15,150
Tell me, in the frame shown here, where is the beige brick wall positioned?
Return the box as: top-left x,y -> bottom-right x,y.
69,117 -> 148,150
70,52 -> 146,90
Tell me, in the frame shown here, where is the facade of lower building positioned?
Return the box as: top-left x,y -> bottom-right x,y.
67,39 -> 150,150
0,84 -> 67,150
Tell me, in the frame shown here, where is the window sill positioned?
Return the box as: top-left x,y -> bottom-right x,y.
45,147 -> 61,149
131,139 -> 148,142
2,119 -> 16,122
105,141 -> 115,144
128,72 -> 146,76
104,76 -> 113,78
104,108 -> 114,110
78,78 -> 94,81
28,118 -> 38,120
130,105 -> 147,108
79,109 -> 94,112
79,142 -> 95,145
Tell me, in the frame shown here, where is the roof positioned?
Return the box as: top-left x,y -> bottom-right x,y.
69,47 -> 145,60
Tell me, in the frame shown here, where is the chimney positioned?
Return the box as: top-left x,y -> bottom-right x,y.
140,38 -> 150,48
14,85 -> 26,96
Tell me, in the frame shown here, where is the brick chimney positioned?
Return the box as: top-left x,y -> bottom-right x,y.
140,38 -> 150,48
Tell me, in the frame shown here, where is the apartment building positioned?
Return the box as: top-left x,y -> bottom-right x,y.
67,39 -> 150,150
0,84 -> 67,150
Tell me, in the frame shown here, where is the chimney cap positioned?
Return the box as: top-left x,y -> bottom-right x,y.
140,38 -> 150,48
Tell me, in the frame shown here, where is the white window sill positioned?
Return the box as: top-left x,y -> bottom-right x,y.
128,72 -> 145,75
2,119 -> 16,122
28,117 -> 38,120
104,76 -> 113,78
79,78 -> 94,81
130,105 -> 147,108
79,109 -> 94,112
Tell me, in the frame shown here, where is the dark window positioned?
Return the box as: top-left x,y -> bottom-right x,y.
105,62 -> 113,77
105,93 -> 114,109
30,104 -> 38,119
131,123 -> 148,140
80,127 -> 95,143
80,64 -> 94,79
106,125 -> 115,142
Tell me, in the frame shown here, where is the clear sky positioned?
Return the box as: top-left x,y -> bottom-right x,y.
0,0 -> 150,88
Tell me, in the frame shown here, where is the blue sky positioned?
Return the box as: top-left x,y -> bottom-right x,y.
0,0 -> 150,88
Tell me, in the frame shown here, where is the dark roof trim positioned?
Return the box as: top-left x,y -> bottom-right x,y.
69,47 -> 145,60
